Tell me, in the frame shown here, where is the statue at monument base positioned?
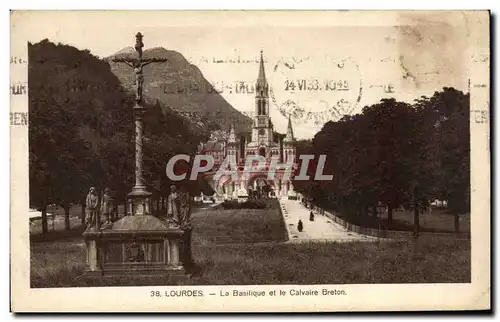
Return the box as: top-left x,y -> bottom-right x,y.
99,187 -> 115,230
166,185 -> 180,227
85,187 -> 99,231
81,184 -> 194,280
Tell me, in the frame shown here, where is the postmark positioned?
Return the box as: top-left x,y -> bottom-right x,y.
269,55 -> 363,127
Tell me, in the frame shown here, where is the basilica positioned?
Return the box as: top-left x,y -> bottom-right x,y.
198,51 -> 297,198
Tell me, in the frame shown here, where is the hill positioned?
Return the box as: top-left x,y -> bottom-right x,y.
107,47 -> 253,134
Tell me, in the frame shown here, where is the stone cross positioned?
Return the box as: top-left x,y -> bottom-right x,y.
112,32 -> 167,214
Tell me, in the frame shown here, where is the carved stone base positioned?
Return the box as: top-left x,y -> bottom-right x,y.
82,263 -> 189,276
77,270 -> 191,284
82,215 -> 193,284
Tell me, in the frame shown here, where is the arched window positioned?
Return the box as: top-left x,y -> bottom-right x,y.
259,147 -> 266,157
262,100 -> 266,115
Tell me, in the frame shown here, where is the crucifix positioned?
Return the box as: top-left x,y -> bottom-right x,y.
113,32 -> 167,104
112,32 -> 168,216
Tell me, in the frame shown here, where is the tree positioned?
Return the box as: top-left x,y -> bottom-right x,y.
29,40 -> 122,231
291,139 -> 314,196
29,40 -> 206,233
415,88 -> 470,232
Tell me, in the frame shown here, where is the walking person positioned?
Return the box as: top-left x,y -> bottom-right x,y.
297,219 -> 303,232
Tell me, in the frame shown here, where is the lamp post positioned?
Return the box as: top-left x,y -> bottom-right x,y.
112,32 -> 168,216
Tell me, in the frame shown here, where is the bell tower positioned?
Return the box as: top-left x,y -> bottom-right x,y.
252,50 -> 274,147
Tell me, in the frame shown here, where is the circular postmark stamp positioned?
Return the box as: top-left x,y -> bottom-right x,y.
269,54 -> 363,128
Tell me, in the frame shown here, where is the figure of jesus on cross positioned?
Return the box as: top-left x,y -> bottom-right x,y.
113,32 -> 167,104
112,32 -> 168,216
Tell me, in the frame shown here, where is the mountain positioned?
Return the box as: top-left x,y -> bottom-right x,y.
107,47 -> 253,135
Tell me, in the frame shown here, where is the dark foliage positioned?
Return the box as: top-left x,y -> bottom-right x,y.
293,88 -> 470,229
29,40 -> 208,232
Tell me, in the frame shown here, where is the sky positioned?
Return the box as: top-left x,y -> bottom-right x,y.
12,11 -> 486,139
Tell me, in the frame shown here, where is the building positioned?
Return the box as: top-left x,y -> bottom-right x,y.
198,132 -> 226,165
198,51 -> 296,198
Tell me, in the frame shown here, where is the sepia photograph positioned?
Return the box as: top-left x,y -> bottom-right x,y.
10,10 -> 490,312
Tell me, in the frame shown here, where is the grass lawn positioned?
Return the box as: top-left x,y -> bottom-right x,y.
191,200 -> 288,244
187,237 -> 470,285
30,200 -> 470,288
29,204 -> 83,235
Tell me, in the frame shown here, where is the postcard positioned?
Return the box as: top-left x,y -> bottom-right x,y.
10,10 -> 490,312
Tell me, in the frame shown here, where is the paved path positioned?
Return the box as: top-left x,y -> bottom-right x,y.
279,199 -> 377,243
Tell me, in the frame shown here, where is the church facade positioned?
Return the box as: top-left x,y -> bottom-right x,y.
198,51 -> 297,198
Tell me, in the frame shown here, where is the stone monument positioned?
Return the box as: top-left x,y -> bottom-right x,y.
82,32 -> 192,280
236,180 -> 249,203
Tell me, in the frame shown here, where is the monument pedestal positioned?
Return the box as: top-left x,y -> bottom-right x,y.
126,186 -> 152,216
82,215 -> 192,281
84,237 -> 102,276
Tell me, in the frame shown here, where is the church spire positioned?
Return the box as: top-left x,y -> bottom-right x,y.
284,115 -> 295,142
257,50 -> 267,87
256,50 -> 268,97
